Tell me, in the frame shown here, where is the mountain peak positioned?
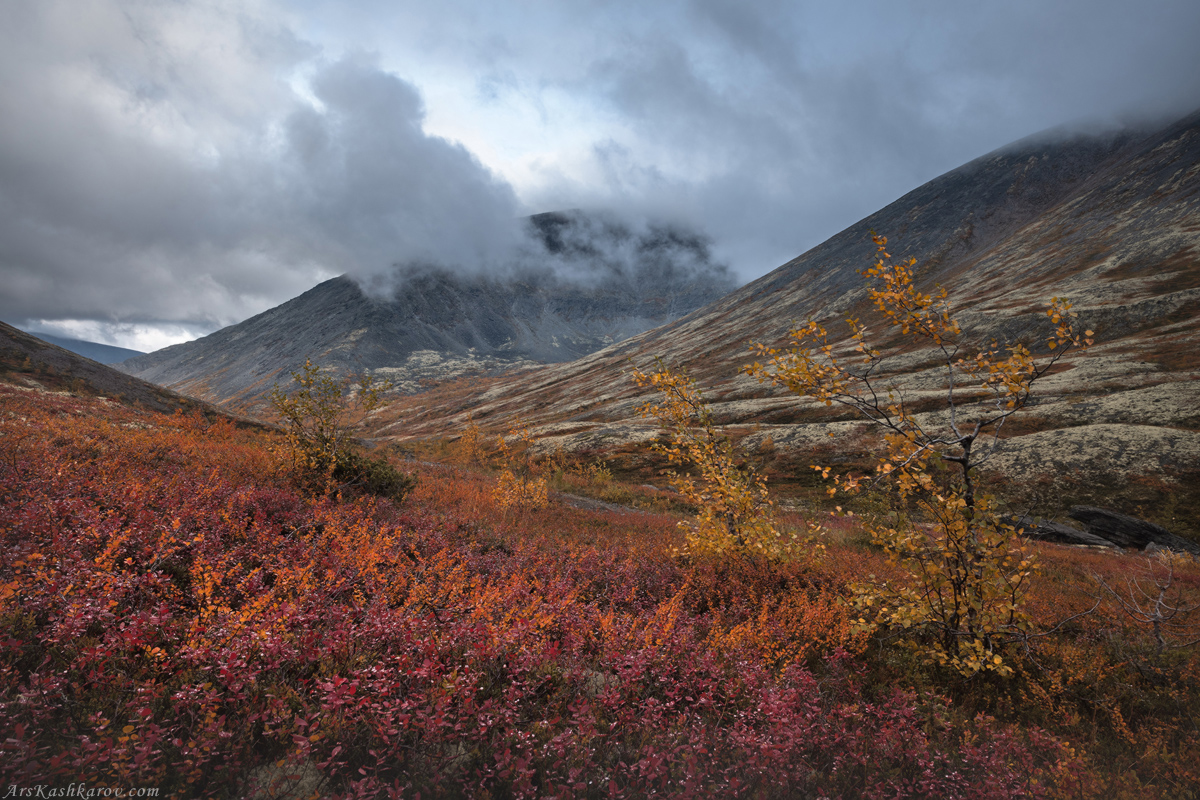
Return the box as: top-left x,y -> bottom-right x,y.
120,211 -> 737,410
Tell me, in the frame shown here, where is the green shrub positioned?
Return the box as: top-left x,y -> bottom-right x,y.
332,449 -> 417,503
270,359 -> 414,503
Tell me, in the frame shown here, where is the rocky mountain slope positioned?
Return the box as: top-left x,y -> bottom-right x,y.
370,110 -> 1200,533
119,212 -> 736,410
0,320 -> 242,418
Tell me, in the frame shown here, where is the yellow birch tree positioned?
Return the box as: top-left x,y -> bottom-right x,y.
492,420 -> 549,512
746,234 -> 1093,676
632,362 -> 787,556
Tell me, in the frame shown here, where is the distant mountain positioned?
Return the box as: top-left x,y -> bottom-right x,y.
119,211 -> 737,410
373,110 -> 1200,532
17,330 -> 145,364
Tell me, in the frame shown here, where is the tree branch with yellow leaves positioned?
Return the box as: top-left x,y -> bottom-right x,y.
745,234 -> 1094,677
632,361 -> 793,557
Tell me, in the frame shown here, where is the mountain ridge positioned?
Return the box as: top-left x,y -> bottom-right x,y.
385,108 -> 1200,423
0,320 -> 252,421
15,330 -> 145,364
119,212 -> 738,409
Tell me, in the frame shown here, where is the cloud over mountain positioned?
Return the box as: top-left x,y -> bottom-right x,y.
0,2 -> 527,348
2,0 -> 1200,350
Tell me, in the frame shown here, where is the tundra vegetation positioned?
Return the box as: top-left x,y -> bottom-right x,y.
269,358 -> 416,503
747,234 -> 1094,678
1,239 -> 1198,798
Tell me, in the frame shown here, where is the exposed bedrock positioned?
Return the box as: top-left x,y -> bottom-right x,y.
1069,506 -> 1200,555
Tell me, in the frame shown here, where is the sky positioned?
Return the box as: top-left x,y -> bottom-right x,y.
2,0 -> 1199,352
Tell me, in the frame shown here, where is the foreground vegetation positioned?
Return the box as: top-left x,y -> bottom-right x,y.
2,382 -> 1199,798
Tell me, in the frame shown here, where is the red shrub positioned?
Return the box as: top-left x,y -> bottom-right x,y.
0,387 -> 1084,796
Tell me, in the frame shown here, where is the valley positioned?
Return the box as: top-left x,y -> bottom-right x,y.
3,110 -> 1200,798
362,110 -> 1200,537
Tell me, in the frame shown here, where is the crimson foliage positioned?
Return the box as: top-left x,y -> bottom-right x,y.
0,387 -> 1071,797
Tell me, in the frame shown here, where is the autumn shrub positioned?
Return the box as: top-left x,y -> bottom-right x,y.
270,358 -> 415,502
685,551 -> 866,671
455,414 -> 485,465
631,362 -> 795,557
997,545 -> 1200,798
0,385 -> 1082,798
329,448 -> 417,502
748,234 -> 1092,677
491,420 -> 548,512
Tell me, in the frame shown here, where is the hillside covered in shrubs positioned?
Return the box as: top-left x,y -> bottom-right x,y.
3,379 -> 1200,798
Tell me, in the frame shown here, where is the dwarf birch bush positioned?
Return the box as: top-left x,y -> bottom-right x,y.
492,420 -> 549,511
748,234 -> 1093,677
269,359 -> 414,501
456,414 -> 485,465
632,362 -> 792,556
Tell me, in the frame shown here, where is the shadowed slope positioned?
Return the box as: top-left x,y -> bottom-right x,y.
0,320 -> 242,419
14,331 -> 145,364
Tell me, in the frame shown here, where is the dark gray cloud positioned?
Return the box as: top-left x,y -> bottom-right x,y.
512,0 -> 1200,273
0,0 -> 315,346
278,56 -> 522,279
0,1 -> 527,349
3,0 -> 1199,349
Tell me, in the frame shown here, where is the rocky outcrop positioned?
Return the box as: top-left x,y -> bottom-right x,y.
1009,517 -> 1119,549
1007,508 -> 1200,555
1069,506 -> 1200,556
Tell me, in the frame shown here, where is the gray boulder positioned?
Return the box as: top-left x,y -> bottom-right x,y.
1008,516 -> 1118,548
1069,506 -> 1200,555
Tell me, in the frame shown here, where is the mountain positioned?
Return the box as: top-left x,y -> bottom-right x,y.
16,330 -> 145,364
0,320 -> 242,418
367,110 -> 1200,532
119,211 -> 737,410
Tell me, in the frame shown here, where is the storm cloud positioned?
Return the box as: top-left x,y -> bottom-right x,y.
2,0 -> 1199,349
0,1 -> 525,348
